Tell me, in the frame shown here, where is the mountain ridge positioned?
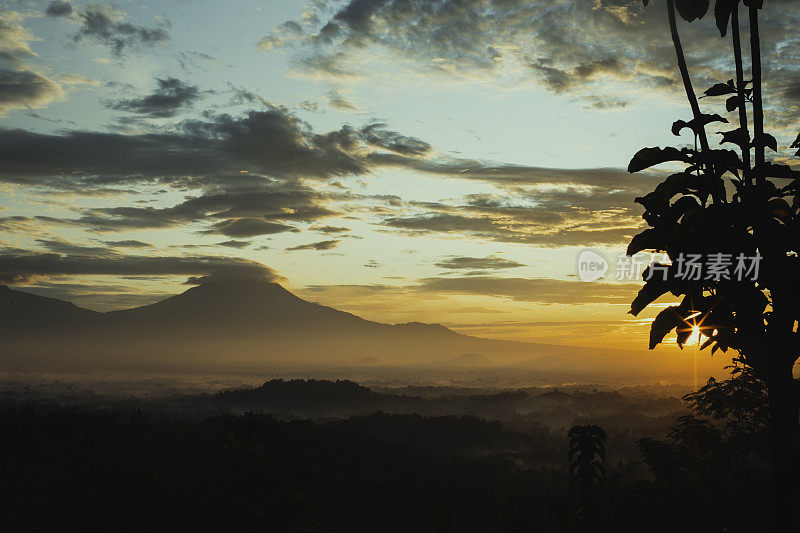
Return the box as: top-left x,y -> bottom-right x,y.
0,281 -> 725,379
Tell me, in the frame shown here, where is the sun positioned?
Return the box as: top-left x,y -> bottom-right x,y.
686,325 -> 703,345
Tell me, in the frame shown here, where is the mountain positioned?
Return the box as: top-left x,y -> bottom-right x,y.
0,281 -> 517,368
0,281 -> 727,379
0,284 -> 100,331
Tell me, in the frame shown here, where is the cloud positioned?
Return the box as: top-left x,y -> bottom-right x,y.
205,218 -> 298,238
103,240 -> 153,248
383,192 -> 642,247
0,68 -> 64,116
73,4 -> 170,57
50,187 -> 332,236
35,237 -> 113,256
311,225 -> 350,234
257,0 -> 800,118
216,240 -> 251,249
435,256 -> 525,270
0,249 -> 280,286
415,276 -> 640,305
110,77 -> 200,117
360,124 -> 431,156
327,89 -> 358,111
45,1 -> 73,18
0,15 -> 37,66
0,107 -> 370,189
286,239 -> 342,251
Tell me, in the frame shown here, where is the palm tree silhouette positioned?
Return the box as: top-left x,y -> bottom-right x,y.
568,424 -> 608,500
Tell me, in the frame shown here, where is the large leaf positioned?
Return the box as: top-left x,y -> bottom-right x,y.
654,172 -> 693,199
700,149 -> 743,176
725,96 -> 739,112
702,81 -> 736,97
676,0 -> 710,22
649,306 -> 687,349
761,162 -> 800,180
752,132 -> 778,152
628,147 -> 689,173
672,114 -> 728,136
629,266 -> 678,317
635,192 -> 670,223
627,228 -> 661,256
719,127 -> 750,149
714,0 -> 738,37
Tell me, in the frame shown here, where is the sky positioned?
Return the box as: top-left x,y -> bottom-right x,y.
1,0 -> 799,352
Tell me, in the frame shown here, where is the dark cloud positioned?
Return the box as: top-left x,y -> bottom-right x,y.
216,240 -> 251,249
0,107 -> 370,189
103,240 -> 153,248
384,212 -> 639,247
416,276 -> 640,305
204,218 -> 298,238
360,124 -> 431,156
312,225 -> 351,234
259,0 -> 800,119
286,239 -> 342,251
111,77 -> 200,117
35,238 -> 112,256
327,89 -> 358,111
435,256 -> 525,270
54,187 -> 331,236
0,249 -> 280,286
0,68 -> 63,116
369,154 -> 652,245
73,5 -> 170,57
45,1 -> 73,17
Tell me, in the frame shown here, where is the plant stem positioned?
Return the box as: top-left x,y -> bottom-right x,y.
749,4 -> 765,179
666,0 -> 710,155
731,7 -> 751,183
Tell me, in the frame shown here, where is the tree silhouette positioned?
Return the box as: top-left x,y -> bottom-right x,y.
629,0 -> 799,528
568,424 -> 607,503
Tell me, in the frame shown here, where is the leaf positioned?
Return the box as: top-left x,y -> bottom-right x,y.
768,198 -> 792,219
649,306 -> 686,349
719,127 -> 750,149
630,266 -> 678,317
654,172 -> 694,199
696,113 -> 729,127
752,133 -> 778,152
714,0 -> 738,37
701,149 -> 743,174
759,162 -> 800,180
725,96 -> 739,112
676,325 -> 692,347
627,228 -> 660,256
676,0 -> 710,22
790,133 -> 800,149
702,82 -> 737,97
668,195 -> 702,221
672,114 -> 728,136
672,120 -> 691,136
628,147 -> 689,173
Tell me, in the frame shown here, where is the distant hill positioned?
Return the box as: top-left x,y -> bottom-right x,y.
450,353 -> 494,366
